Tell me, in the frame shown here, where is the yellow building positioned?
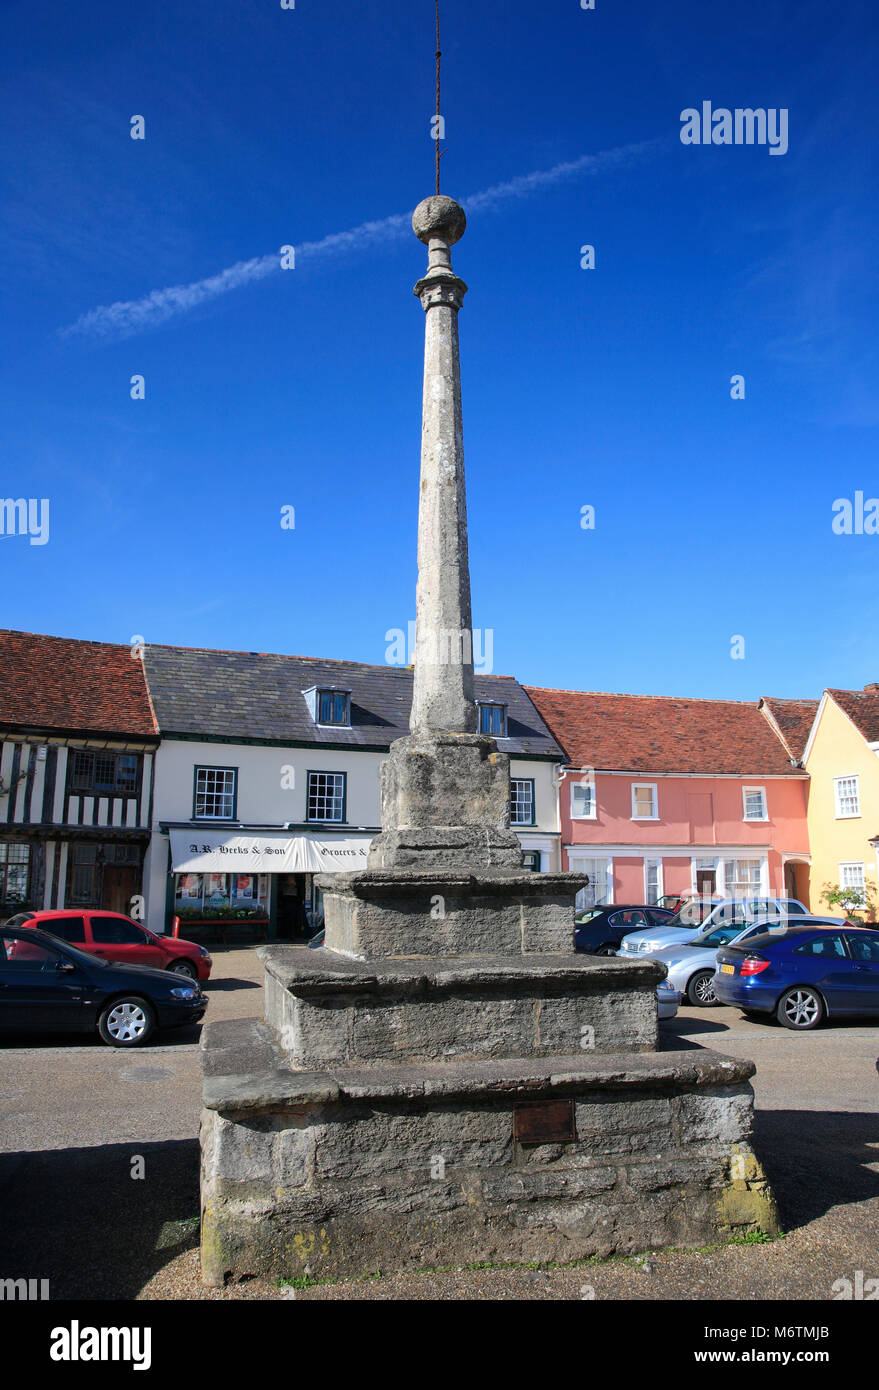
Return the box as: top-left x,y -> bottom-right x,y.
802,686 -> 879,917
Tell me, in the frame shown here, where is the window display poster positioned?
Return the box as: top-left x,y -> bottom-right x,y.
178,874 -> 201,901
206,873 -> 229,905
234,875 -> 253,900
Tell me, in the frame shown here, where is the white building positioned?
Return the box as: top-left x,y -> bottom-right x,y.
142,644 -> 564,939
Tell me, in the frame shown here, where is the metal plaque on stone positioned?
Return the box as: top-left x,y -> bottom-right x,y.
513,1098 -> 576,1145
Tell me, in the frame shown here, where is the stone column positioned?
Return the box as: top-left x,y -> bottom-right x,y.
365,196 -> 522,873
410,196 -> 476,736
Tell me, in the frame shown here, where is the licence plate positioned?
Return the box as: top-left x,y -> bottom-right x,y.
720,963 -> 735,975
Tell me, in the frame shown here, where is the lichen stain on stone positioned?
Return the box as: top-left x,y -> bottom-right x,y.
716,1145 -> 781,1235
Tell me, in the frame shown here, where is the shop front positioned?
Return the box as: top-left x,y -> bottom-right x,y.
165,828 -> 374,941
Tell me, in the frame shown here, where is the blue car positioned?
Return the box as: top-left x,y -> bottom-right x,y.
713,924 -> 879,1030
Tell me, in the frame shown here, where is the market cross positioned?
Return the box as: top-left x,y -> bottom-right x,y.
198,188 -> 778,1284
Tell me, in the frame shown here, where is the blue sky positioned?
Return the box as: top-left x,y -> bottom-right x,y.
2,0 -> 877,701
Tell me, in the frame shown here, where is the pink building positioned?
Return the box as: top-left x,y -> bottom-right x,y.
525,688 -> 811,909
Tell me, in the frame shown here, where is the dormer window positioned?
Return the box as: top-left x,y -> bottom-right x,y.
478,703 -> 508,737
318,690 -> 351,726
303,686 -> 352,728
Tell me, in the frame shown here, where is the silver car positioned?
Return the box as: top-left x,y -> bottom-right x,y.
656,978 -> 680,1019
616,897 -> 808,959
645,915 -> 848,1006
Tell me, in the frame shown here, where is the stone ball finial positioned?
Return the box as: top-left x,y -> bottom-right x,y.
412,195 -> 466,245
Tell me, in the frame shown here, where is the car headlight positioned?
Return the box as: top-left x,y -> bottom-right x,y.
170,986 -> 197,1000
198,946 -> 209,957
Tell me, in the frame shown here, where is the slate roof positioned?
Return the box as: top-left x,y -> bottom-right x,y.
143,644 -> 563,757
827,687 -> 879,745
524,686 -> 800,776
0,630 -> 158,738
758,697 -> 820,763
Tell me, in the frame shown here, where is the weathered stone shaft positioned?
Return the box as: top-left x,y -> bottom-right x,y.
410,240 -> 475,735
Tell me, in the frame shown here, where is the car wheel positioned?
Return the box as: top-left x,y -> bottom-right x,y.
596,944 -> 617,957
687,970 -> 719,1007
168,959 -> 197,980
777,986 -> 823,1031
97,996 -> 156,1047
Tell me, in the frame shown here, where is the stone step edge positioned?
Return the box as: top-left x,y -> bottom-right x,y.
202,1039 -> 755,1116
312,870 -> 586,897
259,949 -> 663,997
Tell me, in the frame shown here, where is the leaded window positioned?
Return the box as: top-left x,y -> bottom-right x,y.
70,750 -> 139,795
0,842 -> 30,905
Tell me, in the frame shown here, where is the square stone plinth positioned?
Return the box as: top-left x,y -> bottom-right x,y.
316,869 -> 587,959
260,947 -> 664,1065
199,1020 -> 779,1286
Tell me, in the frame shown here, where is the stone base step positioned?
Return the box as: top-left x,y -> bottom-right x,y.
259,947 -> 664,1064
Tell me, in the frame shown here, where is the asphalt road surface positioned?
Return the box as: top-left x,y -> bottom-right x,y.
1,947 -> 877,1300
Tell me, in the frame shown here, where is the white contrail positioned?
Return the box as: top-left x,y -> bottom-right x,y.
61,140 -> 658,342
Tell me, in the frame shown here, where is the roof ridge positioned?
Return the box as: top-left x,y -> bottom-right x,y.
145,640 -> 516,679
525,685 -> 760,707
0,628 -> 131,654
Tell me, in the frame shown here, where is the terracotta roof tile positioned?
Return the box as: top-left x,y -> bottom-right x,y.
0,630 -> 158,738
828,688 -> 879,745
759,697 -> 819,762
524,686 -> 798,776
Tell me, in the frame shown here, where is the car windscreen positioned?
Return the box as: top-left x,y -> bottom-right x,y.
3,912 -> 35,928
726,929 -> 800,951
695,925 -> 749,947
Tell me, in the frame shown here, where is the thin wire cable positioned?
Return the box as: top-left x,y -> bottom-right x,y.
435,0 -> 442,194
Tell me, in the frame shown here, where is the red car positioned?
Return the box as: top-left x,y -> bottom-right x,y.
3,909 -> 212,982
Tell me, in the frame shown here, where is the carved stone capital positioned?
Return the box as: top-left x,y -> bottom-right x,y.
414,269 -> 468,312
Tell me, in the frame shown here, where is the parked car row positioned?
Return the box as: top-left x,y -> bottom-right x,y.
572,896 -> 879,1031
0,925 -> 207,1046
0,910 -> 212,1047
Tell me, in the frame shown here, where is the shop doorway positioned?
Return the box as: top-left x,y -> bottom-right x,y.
695,868 -> 716,898
277,874 -> 309,940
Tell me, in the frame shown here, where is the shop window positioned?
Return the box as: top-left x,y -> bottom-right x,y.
0,842 -> 30,907
644,858 -> 662,905
175,872 -> 268,915
572,857 -> 611,910
723,859 -> 764,897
